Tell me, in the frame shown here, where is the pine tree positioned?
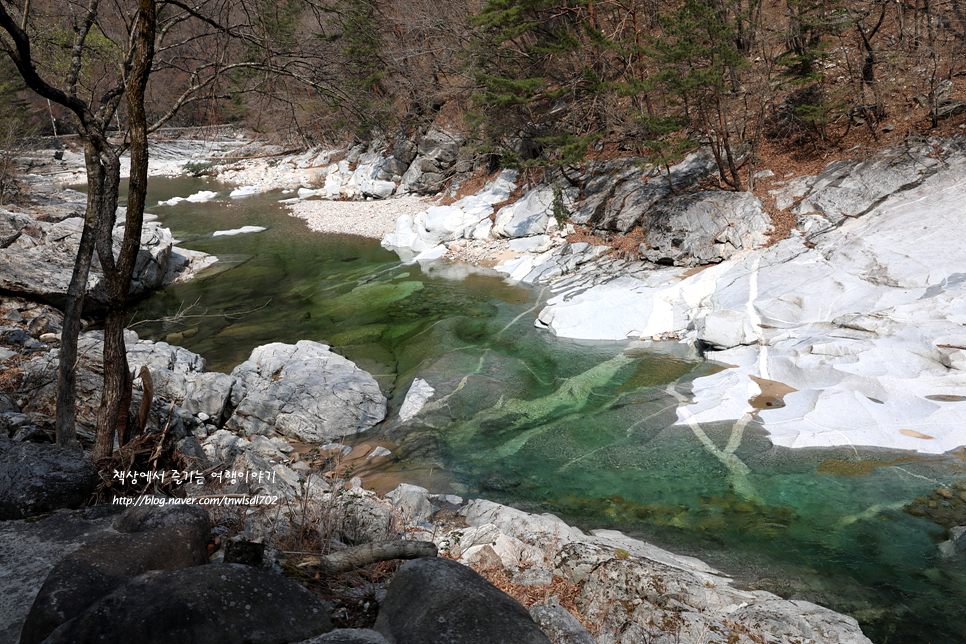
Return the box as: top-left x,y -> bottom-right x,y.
0,56 -> 32,204
319,0 -> 394,138
648,0 -> 753,190
468,0 -> 601,169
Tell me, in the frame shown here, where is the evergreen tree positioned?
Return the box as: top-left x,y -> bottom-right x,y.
319,0 -> 394,138
0,56 -> 32,204
648,0 -> 754,190
468,0 -> 601,169
775,0 -> 848,142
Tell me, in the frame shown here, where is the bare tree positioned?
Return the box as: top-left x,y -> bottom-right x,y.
0,0 -> 332,459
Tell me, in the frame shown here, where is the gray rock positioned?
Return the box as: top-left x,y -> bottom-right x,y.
340,494 -> 396,544
233,450 -> 301,498
21,522 -> 209,644
0,210 -> 176,313
934,100 -> 966,121
591,151 -> 719,232
1,411 -> 32,437
574,552 -> 871,644
150,367 -> 189,404
401,163 -> 445,195
0,326 -> 42,350
127,337 -> 207,375
513,568 -> 554,587
298,628 -> 388,644
728,600 -> 873,644
184,372 -> 246,426
638,191 -> 771,267
529,600 -> 597,644
175,435 -> 211,470
386,483 -> 434,524
0,440 -> 98,520
202,429 -> 248,465
12,424 -> 49,443
226,341 -> 386,444
374,557 -> 551,644
790,139 -> 952,233
248,434 -> 289,460
569,160 -> 642,225
382,156 -> 409,177
40,563 -> 332,644
0,507 -> 121,644
393,140 -> 418,165
417,128 -> 464,168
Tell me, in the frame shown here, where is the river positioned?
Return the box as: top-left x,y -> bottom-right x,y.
125,176 -> 966,643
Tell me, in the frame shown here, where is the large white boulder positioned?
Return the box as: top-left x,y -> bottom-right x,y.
225,340 -> 387,443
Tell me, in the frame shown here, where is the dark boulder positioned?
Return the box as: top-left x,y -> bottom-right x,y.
20,521 -> 209,644
112,494 -> 210,535
0,440 -> 98,520
0,507 -> 120,644
373,557 -> 551,644
40,563 -> 333,644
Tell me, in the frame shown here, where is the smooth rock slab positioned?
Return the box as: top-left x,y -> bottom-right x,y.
227,341 -> 387,443
374,557 -> 551,644
0,508 -> 119,644
493,187 -> 554,239
40,563 -> 333,644
21,522 -> 209,644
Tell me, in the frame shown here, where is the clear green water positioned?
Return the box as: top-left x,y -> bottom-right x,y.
126,177 -> 966,643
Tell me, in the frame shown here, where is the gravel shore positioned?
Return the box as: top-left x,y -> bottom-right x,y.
286,195 -> 434,239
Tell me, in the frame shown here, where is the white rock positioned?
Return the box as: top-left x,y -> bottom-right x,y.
493,186 -> 554,239
536,149 -> 966,454
229,185 -> 262,198
212,226 -> 267,237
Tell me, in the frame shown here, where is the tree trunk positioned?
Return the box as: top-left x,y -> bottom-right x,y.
91,143 -> 122,460
93,0 -> 157,461
54,140 -> 103,449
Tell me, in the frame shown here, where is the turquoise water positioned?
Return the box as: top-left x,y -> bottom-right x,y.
128,177 -> 966,643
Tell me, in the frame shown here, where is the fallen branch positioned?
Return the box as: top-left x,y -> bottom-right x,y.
215,148 -> 302,161
296,540 -> 437,576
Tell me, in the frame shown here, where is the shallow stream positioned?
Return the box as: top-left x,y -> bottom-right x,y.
126,177 -> 966,643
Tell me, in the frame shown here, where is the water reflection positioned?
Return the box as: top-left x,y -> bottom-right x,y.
129,177 -> 966,643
